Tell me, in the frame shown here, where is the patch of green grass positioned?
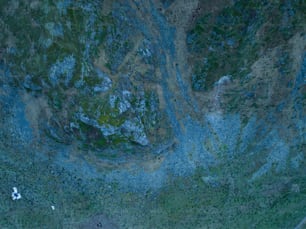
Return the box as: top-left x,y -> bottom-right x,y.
0,147 -> 85,228
97,113 -> 124,127
0,142 -> 305,229
108,135 -> 128,145
148,154 -> 306,228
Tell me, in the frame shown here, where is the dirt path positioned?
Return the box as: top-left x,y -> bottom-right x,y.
128,0 -> 200,140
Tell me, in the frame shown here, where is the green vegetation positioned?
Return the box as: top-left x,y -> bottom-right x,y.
1,0 -> 305,228
150,155 -> 306,228
4,0 -> 113,84
188,0 -> 306,91
0,0 -> 150,149
0,143 -> 305,228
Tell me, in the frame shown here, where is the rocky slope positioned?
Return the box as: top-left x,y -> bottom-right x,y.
0,0 -> 305,228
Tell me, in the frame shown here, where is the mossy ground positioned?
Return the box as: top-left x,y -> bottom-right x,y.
188,0 -> 306,91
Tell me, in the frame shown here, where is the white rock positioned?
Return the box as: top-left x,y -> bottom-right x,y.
215,75 -> 231,86
12,187 -> 21,200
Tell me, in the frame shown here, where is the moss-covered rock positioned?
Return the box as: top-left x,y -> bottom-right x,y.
0,0 -> 163,151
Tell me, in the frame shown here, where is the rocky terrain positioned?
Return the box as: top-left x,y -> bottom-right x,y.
0,0 -> 305,228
